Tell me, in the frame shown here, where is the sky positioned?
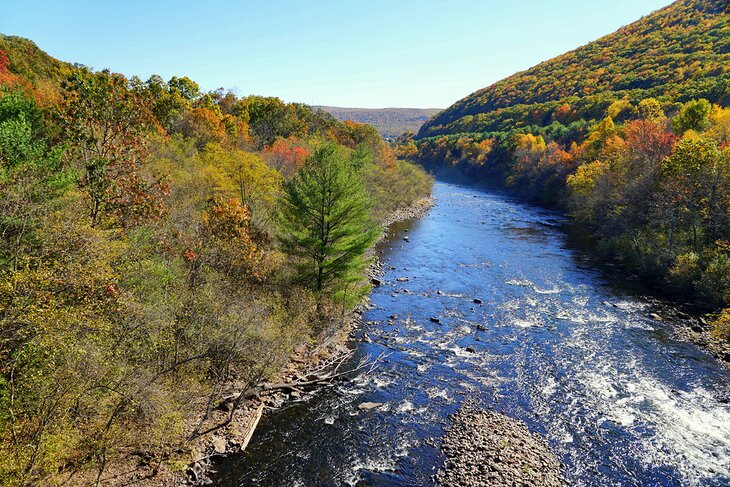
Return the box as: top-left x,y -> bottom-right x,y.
2,0 -> 672,109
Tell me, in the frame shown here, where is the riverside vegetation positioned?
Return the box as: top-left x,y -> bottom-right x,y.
0,35 -> 432,485
399,0 -> 730,339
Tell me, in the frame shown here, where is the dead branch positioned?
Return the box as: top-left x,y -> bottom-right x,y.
260,351 -> 386,392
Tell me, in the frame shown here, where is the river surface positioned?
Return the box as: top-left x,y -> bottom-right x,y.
215,181 -> 730,486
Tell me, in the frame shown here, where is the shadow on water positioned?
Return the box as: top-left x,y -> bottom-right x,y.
212,181 -> 730,487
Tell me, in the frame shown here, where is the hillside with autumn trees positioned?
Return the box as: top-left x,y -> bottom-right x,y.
419,0 -> 729,139
400,0 -> 730,334
0,34 -> 432,485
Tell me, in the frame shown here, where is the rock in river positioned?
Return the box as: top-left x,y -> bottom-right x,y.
358,402 -> 383,411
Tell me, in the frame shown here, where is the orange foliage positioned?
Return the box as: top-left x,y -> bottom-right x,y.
179,107 -> 228,147
263,137 -> 311,178
201,196 -> 269,279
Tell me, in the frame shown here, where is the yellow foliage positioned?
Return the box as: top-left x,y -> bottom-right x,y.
202,143 -> 284,222
710,309 -> 730,341
708,105 -> 730,147
567,160 -> 608,198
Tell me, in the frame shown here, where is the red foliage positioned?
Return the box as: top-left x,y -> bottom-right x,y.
263,137 -> 310,178
623,119 -> 676,165
0,49 -> 21,86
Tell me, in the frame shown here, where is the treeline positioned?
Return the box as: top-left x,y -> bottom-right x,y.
316,106 -> 442,140
0,42 -> 432,485
401,97 -> 729,335
421,0 -> 729,138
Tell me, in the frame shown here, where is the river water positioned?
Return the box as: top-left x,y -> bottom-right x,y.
215,181 -> 730,486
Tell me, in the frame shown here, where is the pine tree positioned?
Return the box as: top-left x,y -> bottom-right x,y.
279,143 -> 379,302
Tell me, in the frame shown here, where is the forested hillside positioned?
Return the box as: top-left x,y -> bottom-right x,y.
0,35 -> 432,485
315,106 -> 441,140
419,0 -> 729,138
401,0 -> 730,335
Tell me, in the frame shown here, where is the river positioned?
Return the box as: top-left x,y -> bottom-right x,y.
214,181 -> 730,486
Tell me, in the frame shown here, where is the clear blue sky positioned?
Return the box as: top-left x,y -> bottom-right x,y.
2,0 -> 671,108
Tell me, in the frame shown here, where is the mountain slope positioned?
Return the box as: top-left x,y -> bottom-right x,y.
315,106 -> 441,139
0,34 -> 72,93
419,0 -> 729,138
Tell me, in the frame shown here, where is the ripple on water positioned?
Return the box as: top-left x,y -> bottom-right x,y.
212,182 -> 730,487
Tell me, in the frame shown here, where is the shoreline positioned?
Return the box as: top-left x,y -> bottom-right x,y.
92,196 -> 436,486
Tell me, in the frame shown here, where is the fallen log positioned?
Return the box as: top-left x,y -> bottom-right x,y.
241,403 -> 264,452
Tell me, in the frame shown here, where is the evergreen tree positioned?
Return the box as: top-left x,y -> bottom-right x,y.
279,143 -> 379,302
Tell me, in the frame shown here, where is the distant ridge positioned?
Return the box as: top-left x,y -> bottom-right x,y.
315,106 -> 442,139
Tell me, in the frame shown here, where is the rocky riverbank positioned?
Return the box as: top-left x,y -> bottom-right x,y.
378,196 -> 435,236
178,196 -> 435,485
437,407 -> 564,486
640,300 -> 730,366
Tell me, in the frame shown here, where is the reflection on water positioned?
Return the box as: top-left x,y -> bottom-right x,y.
214,182 -> 730,487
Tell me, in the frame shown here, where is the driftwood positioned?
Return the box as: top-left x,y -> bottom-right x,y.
240,403 -> 264,452
183,350 -> 385,485
195,350 -> 386,442
259,350 -> 385,393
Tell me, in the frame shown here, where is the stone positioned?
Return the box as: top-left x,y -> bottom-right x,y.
211,436 -> 227,455
371,278 -> 382,287
473,298 -> 483,304
358,402 -> 383,410
430,317 -> 441,324
396,277 -> 410,282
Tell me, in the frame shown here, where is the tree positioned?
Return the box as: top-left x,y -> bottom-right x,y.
638,98 -> 665,121
61,68 -> 165,226
278,144 -> 379,301
263,137 -> 310,179
0,89 -> 68,270
236,96 -> 306,147
168,75 -> 200,102
202,143 -> 283,222
659,135 -> 729,249
672,99 -> 711,135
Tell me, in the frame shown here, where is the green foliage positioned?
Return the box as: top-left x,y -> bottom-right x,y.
0,35 -> 433,486
0,89 -> 69,271
638,98 -> 665,120
279,144 -> 380,298
672,98 -> 712,134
